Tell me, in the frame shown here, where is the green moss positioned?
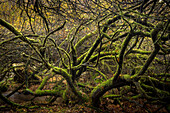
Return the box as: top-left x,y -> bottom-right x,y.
120,74 -> 132,82
53,67 -> 71,78
75,30 -> 97,49
26,37 -> 39,43
25,88 -> 34,94
141,84 -> 170,96
103,94 -> 121,99
37,76 -> 49,90
102,33 -> 111,39
91,78 -> 113,96
62,89 -> 67,101
35,89 -> 62,96
130,94 -> 141,99
87,67 -> 107,80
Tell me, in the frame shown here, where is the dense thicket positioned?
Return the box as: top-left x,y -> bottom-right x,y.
0,0 -> 169,112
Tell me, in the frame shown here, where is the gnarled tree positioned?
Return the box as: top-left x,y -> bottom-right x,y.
0,0 -> 169,112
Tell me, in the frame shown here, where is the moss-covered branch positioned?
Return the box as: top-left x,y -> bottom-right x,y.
0,18 -> 49,67
86,66 -> 107,80
113,31 -> 133,81
43,21 -> 66,47
51,66 -> 87,101
91,77 -> 128,107
130,49 -> 165,55
132,23 -> 164,79
75,30 -> 98,49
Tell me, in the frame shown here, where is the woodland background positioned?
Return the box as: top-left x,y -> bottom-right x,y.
0,0 -> 169,112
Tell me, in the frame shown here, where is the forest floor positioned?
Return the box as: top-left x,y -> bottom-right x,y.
0,82 -> 169,113
0,98 -> 168,113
